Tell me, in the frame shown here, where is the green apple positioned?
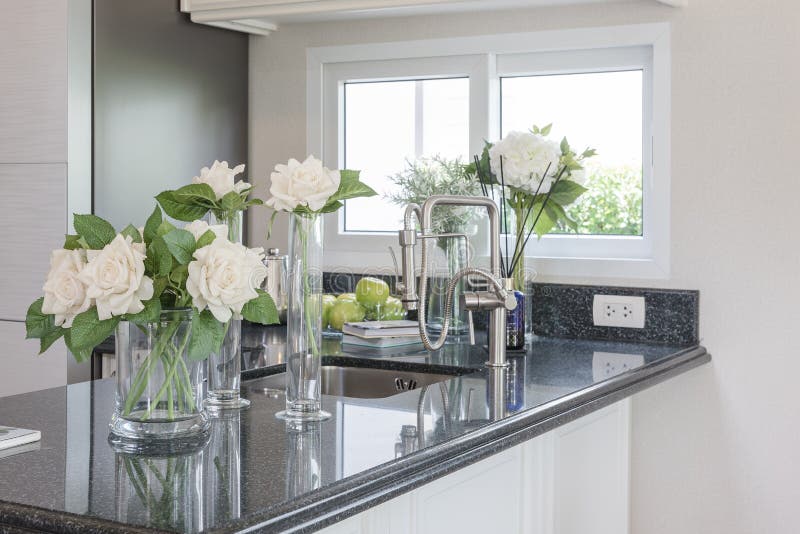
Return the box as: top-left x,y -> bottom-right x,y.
355,277 -> 390,309
328,300 -> 366,331
322,294 -> 337,329
379,296 -> 405,321
336,293 -> 357,302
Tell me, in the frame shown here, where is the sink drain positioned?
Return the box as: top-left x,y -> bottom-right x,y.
394,377 -> 418,392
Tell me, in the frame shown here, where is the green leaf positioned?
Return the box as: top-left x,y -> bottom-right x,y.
148,237 -> 173,277
39,328 -> 65,354
152,276 -> 168,299
318,200 -> 344,214
327,170 -> 377,203
25,298 -> 55,339
540,123 -> 553,136
156,220 -> 176,237
63,234 -> 82,250
64,331 -> 92,363
126,297 -> 161,324
244,198 -> 264,207
560,136 -> 570,156
120,224 -> 142,243
69,308 -> 120,350
188,309 -> 224,361
195,229 -> 216,249
74,214 -> 116,249
169,264 -> 189,286
532,201 -> 558,238
156,191 -> 209,222
172,183 -> 217,206
162,229 -> 196,264
220,191 -> 245,212
548,180 -> 588,206
241,289 -> 280,325
143,206 -> 163,245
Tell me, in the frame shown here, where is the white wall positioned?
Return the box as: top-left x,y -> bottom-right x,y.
248,0 -> 800,532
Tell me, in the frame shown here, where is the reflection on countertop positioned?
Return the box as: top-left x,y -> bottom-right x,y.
0,325 -> 708,533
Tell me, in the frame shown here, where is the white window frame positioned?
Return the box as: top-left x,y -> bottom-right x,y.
307,23 -> 671,279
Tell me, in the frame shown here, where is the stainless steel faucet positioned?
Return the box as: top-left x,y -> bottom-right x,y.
397,195 -> 516,368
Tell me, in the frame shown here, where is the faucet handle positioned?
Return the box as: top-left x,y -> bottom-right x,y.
460,291 -> 517,312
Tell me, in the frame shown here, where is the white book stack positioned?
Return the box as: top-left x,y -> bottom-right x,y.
342,320 -> 423,348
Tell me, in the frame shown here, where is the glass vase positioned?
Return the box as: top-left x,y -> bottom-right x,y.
206,319 -> 248,410
428,236 -> 469,336
208,209 -> 243,243
205,210 -> 249,410
278,213 -> 330,421
109,308 -> 209,452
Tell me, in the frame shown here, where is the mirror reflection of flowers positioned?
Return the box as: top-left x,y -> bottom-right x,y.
468,124 -> 596,288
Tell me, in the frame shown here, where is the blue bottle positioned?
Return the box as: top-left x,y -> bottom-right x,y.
505,280 -> 525,350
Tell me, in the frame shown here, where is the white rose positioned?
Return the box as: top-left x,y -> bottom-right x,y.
192,160 -> 250,200
265,155 -> 341,212
183,220 -> 228,241
78,235 -> 154,320
567,168 -> 586,185
41,249 -> 92,327
489,131 -> 561,193
187,239 -> 267,322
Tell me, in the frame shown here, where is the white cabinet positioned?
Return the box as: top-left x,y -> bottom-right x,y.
0,0 -> 68,163
0,164 -> 68,321
319,400 -> 630,534
0,321 -> 67,398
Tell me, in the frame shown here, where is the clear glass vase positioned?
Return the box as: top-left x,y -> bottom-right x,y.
427,236 -> 469,336
208,209 -> 243,243
115,446 -> 205,532
206,319 -> 248,410
109,308 -> 209,452
278,213 -> 330,421
205,210 -> 249,410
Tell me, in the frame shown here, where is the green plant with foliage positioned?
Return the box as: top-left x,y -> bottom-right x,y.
385,156 -> 483,238
555,165 -> 643,236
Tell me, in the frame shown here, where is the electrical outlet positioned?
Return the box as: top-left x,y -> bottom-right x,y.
592,351 -> 645,380
592,294 -> 646,328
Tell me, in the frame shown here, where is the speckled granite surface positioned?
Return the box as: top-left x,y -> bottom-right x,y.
531,283 -> 699,344
0,326 -> 709,533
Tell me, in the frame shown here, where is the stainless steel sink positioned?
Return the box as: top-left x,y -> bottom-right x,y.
257,366 -> 458,399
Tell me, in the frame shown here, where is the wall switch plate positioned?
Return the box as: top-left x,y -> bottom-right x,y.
592,294 -> 646,328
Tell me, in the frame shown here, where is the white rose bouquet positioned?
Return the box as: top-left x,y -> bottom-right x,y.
156,160 -> 261,242
25,208 -> 278,385
467,124 -> 596,288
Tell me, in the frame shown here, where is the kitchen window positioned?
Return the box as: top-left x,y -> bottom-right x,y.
309,24 -> 671,278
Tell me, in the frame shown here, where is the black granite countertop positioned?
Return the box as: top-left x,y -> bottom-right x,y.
0,325 -> 709,533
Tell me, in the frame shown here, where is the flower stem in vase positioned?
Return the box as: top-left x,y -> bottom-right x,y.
278,213 -> 330,421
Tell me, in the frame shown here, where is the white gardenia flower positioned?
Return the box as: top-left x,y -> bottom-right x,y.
192,160 -> 250,200
183,220 -> 228,241
489,131 -> 562,194
78,235 -> 154,320
187,239 -> 267,323
42,249 -> 92,327
265,155 -> 341,212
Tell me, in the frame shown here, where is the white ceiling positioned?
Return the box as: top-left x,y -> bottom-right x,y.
180,0 -> 685,35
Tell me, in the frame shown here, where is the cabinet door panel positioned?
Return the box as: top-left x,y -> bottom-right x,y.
0,164 -> 67,321
551,401 -> 630,534
0,320 -> 66,397
414,447 -> 523,534
0,0 -> 67,163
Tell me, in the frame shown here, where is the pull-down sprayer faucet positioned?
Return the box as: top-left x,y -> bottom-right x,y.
397,195 -> 516,368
